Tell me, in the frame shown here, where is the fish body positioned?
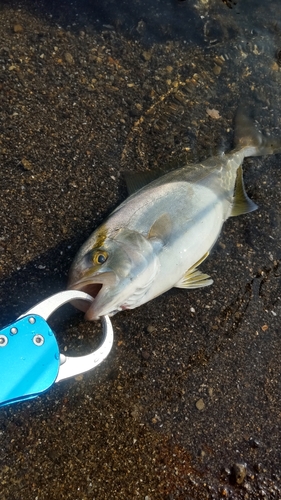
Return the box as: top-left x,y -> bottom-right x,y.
68,111 -> 281,320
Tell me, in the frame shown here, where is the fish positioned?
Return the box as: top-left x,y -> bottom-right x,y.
68,109 -> 281,320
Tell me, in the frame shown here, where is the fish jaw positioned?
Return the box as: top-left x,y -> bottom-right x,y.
69,266 -> 159,320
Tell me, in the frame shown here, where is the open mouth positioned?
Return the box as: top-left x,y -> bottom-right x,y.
77,283 -> 103,299
68,271 -> 117,318
68,281 -> 103,313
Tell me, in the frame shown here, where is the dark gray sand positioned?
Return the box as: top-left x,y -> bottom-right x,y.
1,0 -> 281,498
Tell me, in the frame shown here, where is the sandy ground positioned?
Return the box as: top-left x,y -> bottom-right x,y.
0,0 -> 281,498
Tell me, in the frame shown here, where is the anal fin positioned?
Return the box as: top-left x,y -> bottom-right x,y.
175,251 -> 213,289
230,165 -> 258,217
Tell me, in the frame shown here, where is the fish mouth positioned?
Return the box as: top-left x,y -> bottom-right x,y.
68,272 -> 116,319
69,282 -> 103,312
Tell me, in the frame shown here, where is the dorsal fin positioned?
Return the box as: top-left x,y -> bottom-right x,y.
124,170 -> 165,195
124,156 -> 188,196
230,165 -> 258,217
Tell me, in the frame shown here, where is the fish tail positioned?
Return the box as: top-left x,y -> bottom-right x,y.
234,108 -> 281,157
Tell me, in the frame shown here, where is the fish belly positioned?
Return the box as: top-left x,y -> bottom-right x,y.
136,181 -> 227,305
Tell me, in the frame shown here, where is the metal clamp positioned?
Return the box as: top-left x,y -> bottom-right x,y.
0,291 -> 113,406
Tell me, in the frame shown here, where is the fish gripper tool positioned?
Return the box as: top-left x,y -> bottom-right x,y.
0,291 -> 113,407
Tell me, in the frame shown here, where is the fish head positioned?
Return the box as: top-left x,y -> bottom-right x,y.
68,225 -> 160,320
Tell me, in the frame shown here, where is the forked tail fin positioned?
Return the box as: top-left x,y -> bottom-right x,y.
234,108 -> 281,157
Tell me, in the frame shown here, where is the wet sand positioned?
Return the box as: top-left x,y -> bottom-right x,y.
1,0 -> 281,498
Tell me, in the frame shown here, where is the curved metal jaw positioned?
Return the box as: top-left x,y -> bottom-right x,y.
20,290 -> 114,382
56,315 -> 113,383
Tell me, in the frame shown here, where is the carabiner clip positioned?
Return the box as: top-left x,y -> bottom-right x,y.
0,291 -> 113,406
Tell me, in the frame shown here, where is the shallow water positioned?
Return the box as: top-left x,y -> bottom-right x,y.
0,0 -> 281,499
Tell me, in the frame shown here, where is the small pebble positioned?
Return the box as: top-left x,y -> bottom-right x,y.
141,350 -> 150,360
142,51 -> 151,61
13,24 -> 23,33
220,487 -> 230,497
196,398 -> 205,411
206,107 -> 221,120
64,52 -> 74,64
232,463 -> 247,484
20,158 -> 33,171
213,64 -> 221,75
208,387 -> 213,397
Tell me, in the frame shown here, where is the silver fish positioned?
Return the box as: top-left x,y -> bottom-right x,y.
68,110 -> 281,320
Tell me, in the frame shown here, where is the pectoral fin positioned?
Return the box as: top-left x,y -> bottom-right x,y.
175,251 -> 213,289
148,213 -> 172,244
230,165 -> 258,217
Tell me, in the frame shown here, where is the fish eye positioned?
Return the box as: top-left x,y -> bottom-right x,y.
93,250 -> 108,265
97,254 -> 106,264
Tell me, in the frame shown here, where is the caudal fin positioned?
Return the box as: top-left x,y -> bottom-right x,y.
234,108 -> 281,157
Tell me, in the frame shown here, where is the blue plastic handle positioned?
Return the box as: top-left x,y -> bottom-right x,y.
0,314 -> 60,406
